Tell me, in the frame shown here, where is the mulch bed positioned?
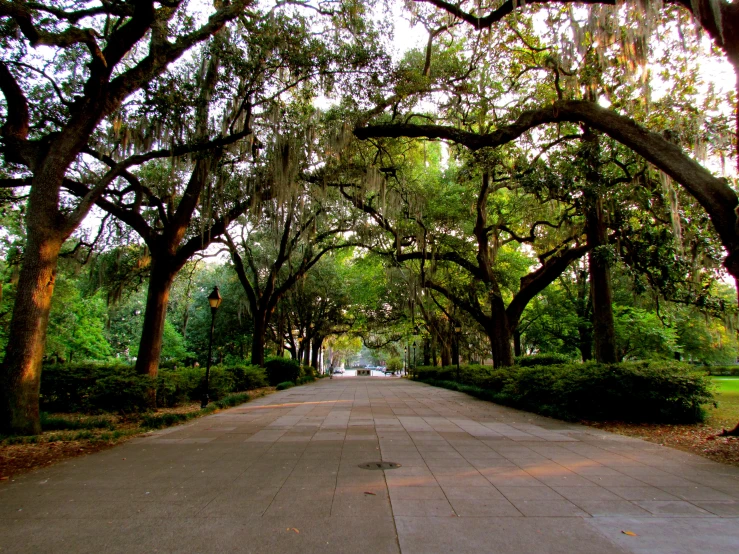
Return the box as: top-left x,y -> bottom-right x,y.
0,440 -> 124,481
587,421 -> 739,467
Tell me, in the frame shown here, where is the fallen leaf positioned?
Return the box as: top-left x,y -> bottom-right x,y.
288,528 -> 299,534
0,476 -> 9,481
364,491 -> 376,495
621,531 -> 638,537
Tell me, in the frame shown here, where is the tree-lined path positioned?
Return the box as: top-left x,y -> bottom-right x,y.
2,378 -> 739,553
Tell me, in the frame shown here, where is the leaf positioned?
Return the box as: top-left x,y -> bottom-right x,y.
621,530 -> 638,536
286,528 -> 299,534
364,491 -> 376,495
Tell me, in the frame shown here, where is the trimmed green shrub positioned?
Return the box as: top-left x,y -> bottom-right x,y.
301,365 -> 316,378
87,373 -> 153,413
276,381 -> 295,390
265,357 -> 300,386
40,361 -> 134,412
156,367 -> 201,407
704,366 -> 739,376
297,375 -> 316,385
386,357 -> 403,373
515,353 -> 572,367
42,362 -> 263,413
415,361 -> 713,423
225,365 -> 268,390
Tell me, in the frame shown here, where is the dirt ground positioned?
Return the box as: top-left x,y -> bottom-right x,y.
588,421 -> 739,467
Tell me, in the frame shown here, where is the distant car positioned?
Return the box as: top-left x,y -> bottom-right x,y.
332,368 -> 344,374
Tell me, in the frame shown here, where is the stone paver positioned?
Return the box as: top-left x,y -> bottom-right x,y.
2,378 -> 739,553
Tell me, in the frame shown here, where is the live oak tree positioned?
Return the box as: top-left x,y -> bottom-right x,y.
272,253 -> 355,368
63,8 -> 376,381
0,0 -> 257,434
225,186 -> 358,366
364,1 -> 739,300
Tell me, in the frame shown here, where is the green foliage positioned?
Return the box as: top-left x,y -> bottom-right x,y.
140,412 -> 191,429
296,375 -> 316,385
40,413 -> 116,432
40,362 -> 136,412
301,365 -> 317,378
87,373 -> 154,413
45,275 -> 112,362
225,365 -> 268,390
42,362 -> 264,412
614,306 -> 678,360
515,353 -> 572,367
212,392 -> 251,409
705,366 -> 739,376
386,357 -> 403,373
276,381 -> 296,390
264,357 -> 301,386
415,361 -> 713,423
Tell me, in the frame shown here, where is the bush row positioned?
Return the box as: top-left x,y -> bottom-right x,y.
703,366 -> 739,376
413,361 -> 713,423
40,362 -> 268,413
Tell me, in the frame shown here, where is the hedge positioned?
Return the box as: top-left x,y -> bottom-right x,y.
264,357 -> 301,386
414,361 -> 713,423
703,366 -> 739,376
40,362 -> 268,413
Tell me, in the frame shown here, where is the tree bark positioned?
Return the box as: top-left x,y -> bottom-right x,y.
310,336 -> 322,369
134,256 -> 178,378
585,192 -> 618,364
488,293 -> 515,367
440,336 -> 451,366
302,340 -> 310,367
574,270 -> 593,362
250,311 -> 269,366
0,220 -> 63,435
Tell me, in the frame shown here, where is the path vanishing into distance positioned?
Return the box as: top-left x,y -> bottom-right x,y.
2,378 -> 739,553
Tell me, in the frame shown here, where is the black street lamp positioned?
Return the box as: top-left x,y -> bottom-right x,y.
413,341 -> 417,373
201,286 -> 223,408
404,346 -> 408,375
454,324 -> 462,382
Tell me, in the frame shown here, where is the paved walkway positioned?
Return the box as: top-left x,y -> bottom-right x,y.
2,378 -> 739,553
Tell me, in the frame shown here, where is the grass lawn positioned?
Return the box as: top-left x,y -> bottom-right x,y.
707,377 -> 739,428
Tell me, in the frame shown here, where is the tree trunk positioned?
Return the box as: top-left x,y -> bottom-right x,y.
0,223 -> 63,435
575,270 -> 593,362
513,329 -> 522,357
489,294 -> 514,368
302,341 -> 310,367
585,192 -> 618,364
250,311 -> 269,366
135,257 -> 177,378
310,336 -> 322,369
423,337 -> 431,366
440,337 -> 451,366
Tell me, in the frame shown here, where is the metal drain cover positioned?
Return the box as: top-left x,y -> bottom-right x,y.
358,461 -> 401,470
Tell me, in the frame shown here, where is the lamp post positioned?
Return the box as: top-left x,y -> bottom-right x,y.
454,324 -> 462,382
201,286 -> 222,408
404,346 -> 407,375
322,345 -> 326,374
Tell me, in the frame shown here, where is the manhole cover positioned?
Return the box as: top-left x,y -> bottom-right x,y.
358,461 -> 402,470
